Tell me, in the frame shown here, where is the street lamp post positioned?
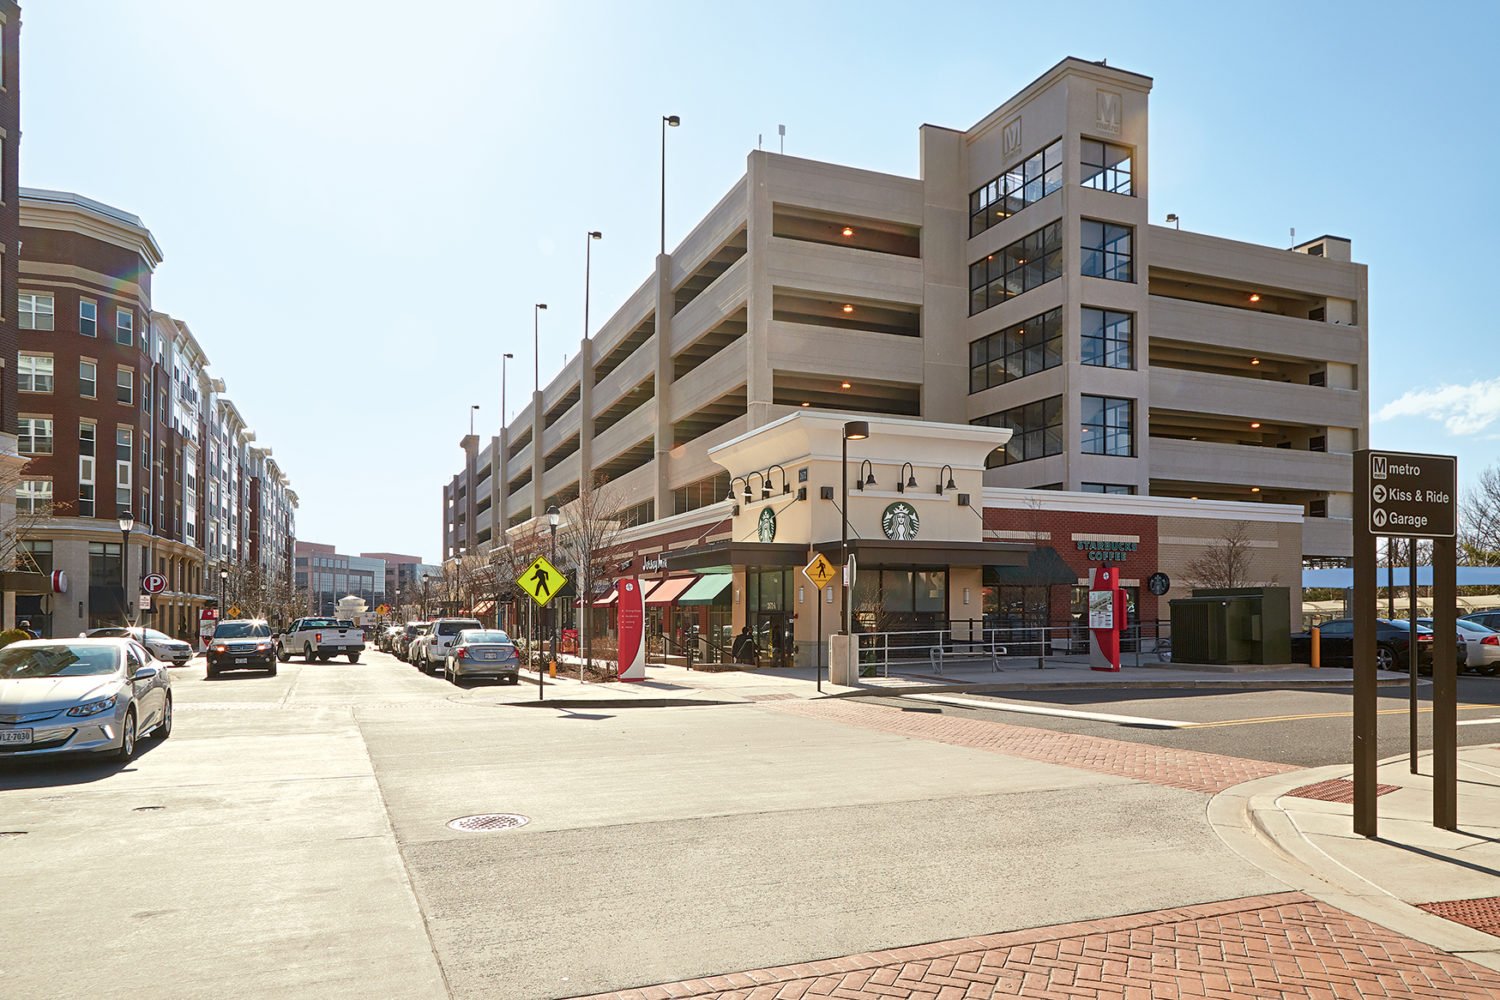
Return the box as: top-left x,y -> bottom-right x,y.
840,422 -> 869,638
220,569 -> 228,616
533,303 -> 548,396
469,404 -> 480,437
584,231 -> 602,340
395,587 -> 401,622
501,351 -> 514,429
547,505 -> 560,673
660,115 -> 680,256
118,512 -> 135,626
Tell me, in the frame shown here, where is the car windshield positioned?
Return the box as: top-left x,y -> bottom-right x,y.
437,620 -> 482,636
215,622 -> 271,638
142,628 -> 174,643
302,619 -> 338,629
459,631 -> 511,645
0,643 -> 120,678
1386,620 -> 1432,634
1455,619 -> 1494,634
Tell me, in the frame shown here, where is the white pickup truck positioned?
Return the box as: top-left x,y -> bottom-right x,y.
277,617 -> 365,663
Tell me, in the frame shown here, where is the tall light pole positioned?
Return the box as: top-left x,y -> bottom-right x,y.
533,303 -> 548,395
584,231 -> 602,339
469,404 -> 480,437
547,504 -> 560,671
660,115 -> 680,256
501,352 -> 514,428
220,569 -> 228,616
841,422 -> 869,636
118,511 -> 134,626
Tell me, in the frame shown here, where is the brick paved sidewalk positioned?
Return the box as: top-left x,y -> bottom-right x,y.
767,698 -> 1295,795
573,891 -> 1500,999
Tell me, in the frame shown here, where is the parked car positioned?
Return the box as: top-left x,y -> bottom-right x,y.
0,638 -> 171,760
1463,611 -> 1500,631
378,626 -> 404,653
207,620 -> 277,677
1289,618 -> 1435,673
82,626 -> 194,667
276,617 -> 365,663
444,629 -> 521,685
415,618 -> 483,675
1429,617 -> 1500,675
402,623 -> 432,663
394,622 -> 426,662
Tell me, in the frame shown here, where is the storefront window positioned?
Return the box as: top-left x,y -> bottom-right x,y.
852,568 -> 948,634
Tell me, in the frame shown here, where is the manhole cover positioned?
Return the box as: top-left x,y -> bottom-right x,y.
1417,897 -> 1500,937
1286,778 -> 1399,803
447,813 -> 530,833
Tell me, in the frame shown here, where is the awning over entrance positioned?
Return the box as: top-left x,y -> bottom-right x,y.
983,546 -> 1078,586
592,585 -> 619,607
812,539 -> 1030,568
677,573 -> 732,606
472,599 -> 495,615
666,540 -> 808,573
644,576 -> 698,605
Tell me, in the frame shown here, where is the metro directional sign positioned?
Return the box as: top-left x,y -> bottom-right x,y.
1363,450 -> 1456,538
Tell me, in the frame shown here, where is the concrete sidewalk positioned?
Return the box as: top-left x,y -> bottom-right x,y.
1211,742 -> 1500,973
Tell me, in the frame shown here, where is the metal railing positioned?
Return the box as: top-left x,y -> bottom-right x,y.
852,620 -> 1172,677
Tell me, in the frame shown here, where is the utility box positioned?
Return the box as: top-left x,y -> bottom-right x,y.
1168,587 -> 1291,665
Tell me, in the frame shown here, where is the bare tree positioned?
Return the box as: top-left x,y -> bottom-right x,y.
1461,464 -> 1500,566
7,461 -> 59,575
1184,520 -> 1258,590
554,476 -> 629,673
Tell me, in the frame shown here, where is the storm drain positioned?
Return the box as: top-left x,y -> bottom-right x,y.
0,831 -> 26,838
1417,897 -> 1500,937
1286,778 -> 1399,803
447,813 -> 530,833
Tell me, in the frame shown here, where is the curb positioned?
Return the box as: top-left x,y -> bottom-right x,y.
827,676 -> 1408,698
501,698 -> 737,709
1208,752 -> 1500,972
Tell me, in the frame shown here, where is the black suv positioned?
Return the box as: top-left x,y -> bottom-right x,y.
207,619 -> 277,677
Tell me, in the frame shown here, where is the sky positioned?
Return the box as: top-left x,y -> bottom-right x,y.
20,1 -> 1500,560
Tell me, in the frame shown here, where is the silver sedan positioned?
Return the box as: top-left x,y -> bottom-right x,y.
444,629 -> 521,685
0,638 -> 172,761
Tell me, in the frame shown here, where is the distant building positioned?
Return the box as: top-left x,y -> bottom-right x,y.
296,542 -> 385,614
360,552 -> 440,609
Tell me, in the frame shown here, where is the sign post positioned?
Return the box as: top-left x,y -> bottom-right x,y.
1354,449 -> 1458,836
516,555 -> 568,702
803,553 -> 837,692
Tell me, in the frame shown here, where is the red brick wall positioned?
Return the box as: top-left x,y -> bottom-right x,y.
984,507 -> 1162,623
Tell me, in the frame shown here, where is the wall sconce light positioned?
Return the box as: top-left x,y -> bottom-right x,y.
937,464 -> 957,494
898,462 -> 918,493
963,587 -> 971,606
735,589 -> 741,604
766,463 -> 791,496
857,459 -> 876,490
825,588 -> 834,604
798,586 -> 805,604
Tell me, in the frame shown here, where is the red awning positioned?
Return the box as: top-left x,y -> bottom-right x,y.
472,599 -> 495,615
593,580 -> 662,606
643,576 -> 698,605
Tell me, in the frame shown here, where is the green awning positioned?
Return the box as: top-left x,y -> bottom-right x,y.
983,546 -> 1079,586
676,573 -> 733,606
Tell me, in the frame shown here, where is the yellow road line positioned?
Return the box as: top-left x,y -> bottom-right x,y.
1185,703 -> 1496,730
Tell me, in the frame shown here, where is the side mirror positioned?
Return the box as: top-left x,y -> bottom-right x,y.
131,665 -> 160,682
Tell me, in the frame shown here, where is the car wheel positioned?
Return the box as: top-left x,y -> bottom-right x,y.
268,663 -> 278,677
206,663 -> 219,678
277,646 -> 290,663
115,708 -> 138,761
347,653 -> 360,664
304,643 -> 315,663
156,696 -> 173,740
1376,645 -> 1396,671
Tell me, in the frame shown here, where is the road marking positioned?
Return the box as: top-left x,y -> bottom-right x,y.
1457,717 -> 1500,727
1188,703 -> 1497,730
903,693 -> 1195,729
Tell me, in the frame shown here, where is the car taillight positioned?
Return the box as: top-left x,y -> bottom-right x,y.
456,648 -> 467,660
1484,635 -> 1499,646
315,632 -> 322,642
1417,634 -> 1433,642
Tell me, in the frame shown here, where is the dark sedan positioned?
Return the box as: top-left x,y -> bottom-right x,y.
1290,618 -> 1435,673
206,620 -> 277,677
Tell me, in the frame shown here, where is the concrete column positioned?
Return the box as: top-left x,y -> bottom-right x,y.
577,337 -> 595,493
497,429 -> 509,532
530,391 -> 544,517
917,127 -> 968,424
653,252 -> 674,518
744,152 -> 775,429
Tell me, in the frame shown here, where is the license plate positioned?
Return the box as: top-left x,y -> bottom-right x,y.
0,729 -> 33,745
481,652 -> 497,660
234,657 -> 248,665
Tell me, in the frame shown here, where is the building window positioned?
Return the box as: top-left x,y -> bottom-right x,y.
18,292 -> 54,331
18,354 -> 53,393
1081,396 -> 1134,456
969,138 -> 1063,238
79,421 -> 97,517
1081,220 -> 1133,282
672,472 -> 730,515
80,299 -> 98,337
78,359 -> 97,398
116,367 -> 133,404
88,542 -> 122,586
115,308 -> 134,346
969,307 -> 1062,393
1080,308 -> 1134,369
116,427 -> 133,509
972,395 -> 1063,467
1081,482 -> 1136,495
1081,139 -> 1133,195
19,417 -> 53,456
1309,498 -> 1328,518
17,479 -> 51,514
968,222 -> 1063,315
1310,435 -> 1327,453
20,540 -> 53,575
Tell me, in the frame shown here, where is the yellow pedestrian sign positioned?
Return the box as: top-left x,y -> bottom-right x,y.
802,552 -> 837,590
227,605 -> 242,619
517,555 -> 567,607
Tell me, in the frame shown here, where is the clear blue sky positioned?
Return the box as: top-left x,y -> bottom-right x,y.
22,1 -> 1500,559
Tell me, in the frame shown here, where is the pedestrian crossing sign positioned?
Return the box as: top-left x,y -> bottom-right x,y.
517,555 -> 567,607
802,552 -> 837,591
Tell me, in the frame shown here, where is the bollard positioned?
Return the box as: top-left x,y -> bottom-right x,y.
548,659 -> 557,678
1311,625 -> 1321,669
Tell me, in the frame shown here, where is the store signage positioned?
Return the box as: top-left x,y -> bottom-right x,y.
757,507 -> 777,542
1075,539 -> 1138,562
881,501 -> 920,540
142,573 -> 168,595
1147,572 -> 1171,596
1364,450 -> 1456,538
616,577 -> 646,681
641,554 -> 668,572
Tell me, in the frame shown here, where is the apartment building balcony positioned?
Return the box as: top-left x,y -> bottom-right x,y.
765,236 -> 923,301
1149,437 -> 1352,494
1148,368 -> 1362,429
1148,295 -> 1364,367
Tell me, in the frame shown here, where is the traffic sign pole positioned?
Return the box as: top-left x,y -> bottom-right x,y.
802,553 -> 838,692
1354,451 -> 1378,837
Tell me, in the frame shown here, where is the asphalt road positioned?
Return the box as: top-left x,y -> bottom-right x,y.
868,675 -> 1500,767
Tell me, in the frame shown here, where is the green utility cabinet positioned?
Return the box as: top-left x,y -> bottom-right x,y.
1168,587 -> 1291,665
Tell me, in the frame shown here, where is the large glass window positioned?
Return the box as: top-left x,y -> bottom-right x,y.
1081,482 -> 1136,495
18,354 -> 53,393
18,292 -> 54,331
972,395 -> 1064,467
116,427 -> 133,509
1081,139 -> 1133,195
969,307 -> 1063,392
19,417 -> 53,455
969,138 -> 1063,237
116,367 -> 133,404
17,479 -> 51,513
79,421 -> 96,517
1081,396 -> 1134,456
852,568 -> 948,632
79,360 -> 97,398
20,540 -> 53,575
79,299 -> 98,337
673,471 -> 730,514
968,222 -> 1063,315
1081,221 -> 1133,282
88,541 -> 122,585
1080,308 -> 1134,369
115,308 -> 134,346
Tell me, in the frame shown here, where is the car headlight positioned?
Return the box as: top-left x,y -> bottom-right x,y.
67,695 -> 119,718
255,642 -> 272,651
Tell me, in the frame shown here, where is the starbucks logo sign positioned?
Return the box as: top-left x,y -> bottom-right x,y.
881,501 -> 920,540
757,507 -> 777,542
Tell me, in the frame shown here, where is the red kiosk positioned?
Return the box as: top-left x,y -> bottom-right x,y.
1088,564 -> 1127,672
